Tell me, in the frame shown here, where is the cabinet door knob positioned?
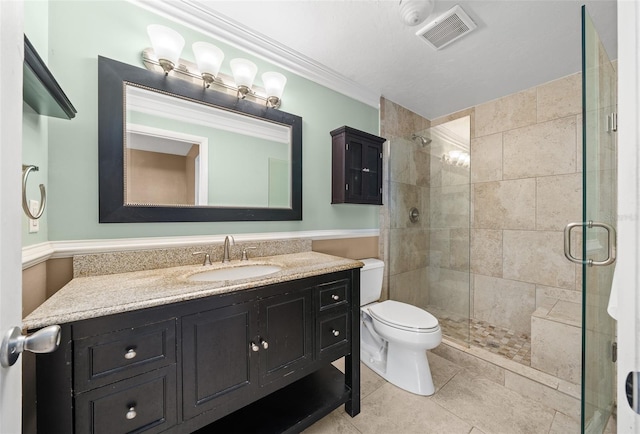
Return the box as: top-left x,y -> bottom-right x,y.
260,339 -> 269,350
332,329 -> 340,337
124,348 -> 137,360
331,294 -> 340,301
250,342 -> 259,352
126,406 -> 137,420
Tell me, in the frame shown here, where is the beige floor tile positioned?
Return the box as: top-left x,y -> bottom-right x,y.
548,411 -> 580,434
433,371 -> 556,434
302,407 -> 362,434
470,428 -> 487,434
350,382 -> 473,434
332,359 -> 387,399
360,362 -> 387,399
428,351 -> 463,392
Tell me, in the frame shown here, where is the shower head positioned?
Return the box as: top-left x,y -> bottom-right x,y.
411,134 -> 432,146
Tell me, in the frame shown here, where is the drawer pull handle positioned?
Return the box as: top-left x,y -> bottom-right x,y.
332,329 -> 340,337
124,348 -> 137,360
126,406 -> 137,420
260,339 -> 269,350
331,294 -> 340,301
250,342 -> 259,352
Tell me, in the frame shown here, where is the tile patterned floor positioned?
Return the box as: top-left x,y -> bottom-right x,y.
303,354 -> 590,434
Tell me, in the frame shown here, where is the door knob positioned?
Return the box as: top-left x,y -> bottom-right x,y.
0,325 -> 61,368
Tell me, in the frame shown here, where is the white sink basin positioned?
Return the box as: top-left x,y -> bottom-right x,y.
188,264 -> 282,282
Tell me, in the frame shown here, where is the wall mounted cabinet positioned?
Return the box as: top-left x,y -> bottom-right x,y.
33,270 -> 360,433
23,35 -> 76,119
331,126 -> 385,205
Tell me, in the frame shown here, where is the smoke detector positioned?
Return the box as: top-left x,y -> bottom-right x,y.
399,0 -> 435,27
416,5 -> 477,50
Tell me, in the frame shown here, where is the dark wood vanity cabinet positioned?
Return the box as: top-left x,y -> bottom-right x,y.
34,270 -> 360,434
181,287 -> 314,421
331,126 -> 386,205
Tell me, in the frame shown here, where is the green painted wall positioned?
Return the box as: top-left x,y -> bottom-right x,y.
22,0 -> 50,246
42,0 -> 379,241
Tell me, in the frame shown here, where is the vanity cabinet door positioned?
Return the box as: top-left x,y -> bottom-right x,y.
257,286 -> 314,386
181,302 -> 258,421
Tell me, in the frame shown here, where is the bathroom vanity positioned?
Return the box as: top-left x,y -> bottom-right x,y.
24,252 -> 361,433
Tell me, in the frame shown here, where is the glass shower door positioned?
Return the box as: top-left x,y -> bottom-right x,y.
581,6 -> 617,433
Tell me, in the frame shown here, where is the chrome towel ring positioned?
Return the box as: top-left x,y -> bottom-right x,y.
22,164 -> 46,220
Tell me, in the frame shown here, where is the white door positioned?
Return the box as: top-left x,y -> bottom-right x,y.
616,1 -> 640,432
0,1 -> 24,433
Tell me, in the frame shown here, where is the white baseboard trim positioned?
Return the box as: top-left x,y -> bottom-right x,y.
22,229 -> 380,269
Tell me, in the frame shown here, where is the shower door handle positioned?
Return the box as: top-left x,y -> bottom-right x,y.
563,221 -> 616,266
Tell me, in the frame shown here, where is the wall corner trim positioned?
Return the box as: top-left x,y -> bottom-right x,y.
22,229 -> 380,269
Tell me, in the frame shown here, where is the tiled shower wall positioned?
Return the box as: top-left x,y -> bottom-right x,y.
466,72 -> 583,336
379,98 -> 431,302
381,71 -> 584,336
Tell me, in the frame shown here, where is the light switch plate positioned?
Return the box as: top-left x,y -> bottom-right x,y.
28,200 -> 39,233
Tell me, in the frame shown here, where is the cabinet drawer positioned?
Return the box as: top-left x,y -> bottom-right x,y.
75,365 -> 177,434
318,279 -> 349,311
74,319 -> 176,392
318,313 -> 349,354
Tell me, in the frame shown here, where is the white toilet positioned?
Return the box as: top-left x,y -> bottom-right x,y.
359,258 -> 442,396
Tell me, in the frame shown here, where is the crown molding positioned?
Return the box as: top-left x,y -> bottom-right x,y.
22,229 -> 380,269
129,0 -> 380,109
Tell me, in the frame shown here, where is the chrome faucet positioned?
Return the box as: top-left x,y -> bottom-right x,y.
222,235 -> 235,263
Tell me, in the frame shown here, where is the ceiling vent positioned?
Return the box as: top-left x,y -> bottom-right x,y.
416,5 -> 477,50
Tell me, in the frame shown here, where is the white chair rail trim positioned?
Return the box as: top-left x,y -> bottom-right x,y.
22,229 -> 380,269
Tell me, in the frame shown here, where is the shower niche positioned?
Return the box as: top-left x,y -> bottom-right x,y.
330,126 -> 386,205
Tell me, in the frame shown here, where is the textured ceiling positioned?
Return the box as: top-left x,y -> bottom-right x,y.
164,0 -> 617,120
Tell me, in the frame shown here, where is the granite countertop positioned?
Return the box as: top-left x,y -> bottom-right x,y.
23,251 -> 363,330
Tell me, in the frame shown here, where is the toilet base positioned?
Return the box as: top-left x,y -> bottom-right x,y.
361,341 -> 436,396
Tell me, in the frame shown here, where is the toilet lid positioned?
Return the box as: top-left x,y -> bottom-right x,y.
368,300 -> 439,332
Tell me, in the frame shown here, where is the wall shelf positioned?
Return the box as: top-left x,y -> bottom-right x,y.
23,35 -> 76,120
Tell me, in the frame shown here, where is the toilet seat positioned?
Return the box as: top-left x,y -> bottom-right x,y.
368,300 -> 438,332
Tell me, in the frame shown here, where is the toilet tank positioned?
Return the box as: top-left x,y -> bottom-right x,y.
360,258 -> 385,306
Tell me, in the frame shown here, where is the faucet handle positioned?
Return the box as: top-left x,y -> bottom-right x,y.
241,246 -> 257,261
192,251 -> 212,266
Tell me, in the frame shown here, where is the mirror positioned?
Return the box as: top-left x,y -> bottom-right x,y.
98,56 -> 302,222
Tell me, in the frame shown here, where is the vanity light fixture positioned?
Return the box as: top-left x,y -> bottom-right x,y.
230,58 -> 258,99
146,24 -> 185,75
142,27 -> 287,108
261,72 -> 287,109
192,41 -> 224,88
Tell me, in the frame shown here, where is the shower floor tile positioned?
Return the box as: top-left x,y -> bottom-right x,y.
435,312 -> 532,367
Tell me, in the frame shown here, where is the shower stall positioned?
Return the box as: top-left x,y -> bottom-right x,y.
383,6 -> 616,432
386,117 -> 472,346
386,114 -> 533,360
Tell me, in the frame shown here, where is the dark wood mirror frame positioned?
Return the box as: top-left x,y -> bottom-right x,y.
98,56 -> 302,223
